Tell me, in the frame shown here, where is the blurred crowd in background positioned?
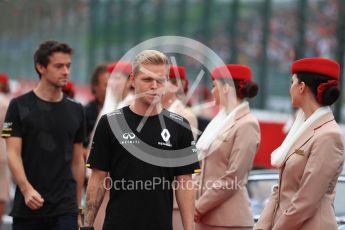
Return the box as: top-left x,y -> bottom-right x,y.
0,0 -> 343,117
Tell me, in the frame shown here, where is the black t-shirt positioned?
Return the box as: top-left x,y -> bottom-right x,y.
2,91 -> 85,218
84,99 -> 100,147
87,106 -> 199,230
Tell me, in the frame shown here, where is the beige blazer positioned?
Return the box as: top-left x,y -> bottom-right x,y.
0,94 -> 9,164
195,105 -> 260,227
255,112 -> 345,230
0,94 -> 10,201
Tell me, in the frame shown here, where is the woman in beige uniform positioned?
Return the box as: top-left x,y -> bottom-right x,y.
255,58 -> 345,230
162,65 -> 198,230
195,64 -> 260,230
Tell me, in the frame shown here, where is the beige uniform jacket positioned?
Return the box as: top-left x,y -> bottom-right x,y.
195,105 -> 260,227
255,112 -> 345,230
0,94 -> 10,201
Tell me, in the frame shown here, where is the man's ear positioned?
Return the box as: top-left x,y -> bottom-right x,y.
130,74 -> 135,89
36,63 -> 45,75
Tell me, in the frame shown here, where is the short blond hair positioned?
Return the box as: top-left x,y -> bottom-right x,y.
132,50 -> 170,76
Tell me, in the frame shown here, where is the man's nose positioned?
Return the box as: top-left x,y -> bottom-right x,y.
63,66 -> 70,75
151,80 -> 158,89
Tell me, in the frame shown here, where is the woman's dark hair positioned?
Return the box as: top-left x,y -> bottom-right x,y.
33,40 -> 73,78
296,72 -> 340,106
217,78 -> 258,99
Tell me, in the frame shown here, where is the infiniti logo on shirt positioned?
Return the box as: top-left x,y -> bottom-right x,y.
123,132 -> 136,140
121,132 -> 139,145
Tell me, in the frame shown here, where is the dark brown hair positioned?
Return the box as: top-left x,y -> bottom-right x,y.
296,72 -> 340,106
217,78 -> 258,99
90,64 -> 108,95
33,40 -> 73,78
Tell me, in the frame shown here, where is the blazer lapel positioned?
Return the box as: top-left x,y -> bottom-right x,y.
217,105 -> 250,138
281,112 -> 335,166
281,127 -> 314,165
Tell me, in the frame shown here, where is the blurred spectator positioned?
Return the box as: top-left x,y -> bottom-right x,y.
92,61 -> 132,230
84,64 -> 108,148
0,73 -> 10,94
100,61 -> 133,114
0,73 -> 10,227
163,65 -> 198,139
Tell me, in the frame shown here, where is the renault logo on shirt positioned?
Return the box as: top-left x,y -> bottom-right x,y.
123,132 -> 136,140
121,132 -> 139,145
161,129 -> 171,142
158,129 -> 172,147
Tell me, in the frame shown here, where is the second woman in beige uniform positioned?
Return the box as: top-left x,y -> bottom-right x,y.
195,64 -> 260,230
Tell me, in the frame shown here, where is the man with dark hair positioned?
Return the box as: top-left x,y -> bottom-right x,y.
84,64 -> 108,148
33,41 -> 73,79
1,40 -> 85,230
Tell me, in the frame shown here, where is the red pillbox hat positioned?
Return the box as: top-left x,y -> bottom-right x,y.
211,64 -> 251,81
169,65 -> 186,80
291,58 -> 340,80
107,61 -> 132,74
